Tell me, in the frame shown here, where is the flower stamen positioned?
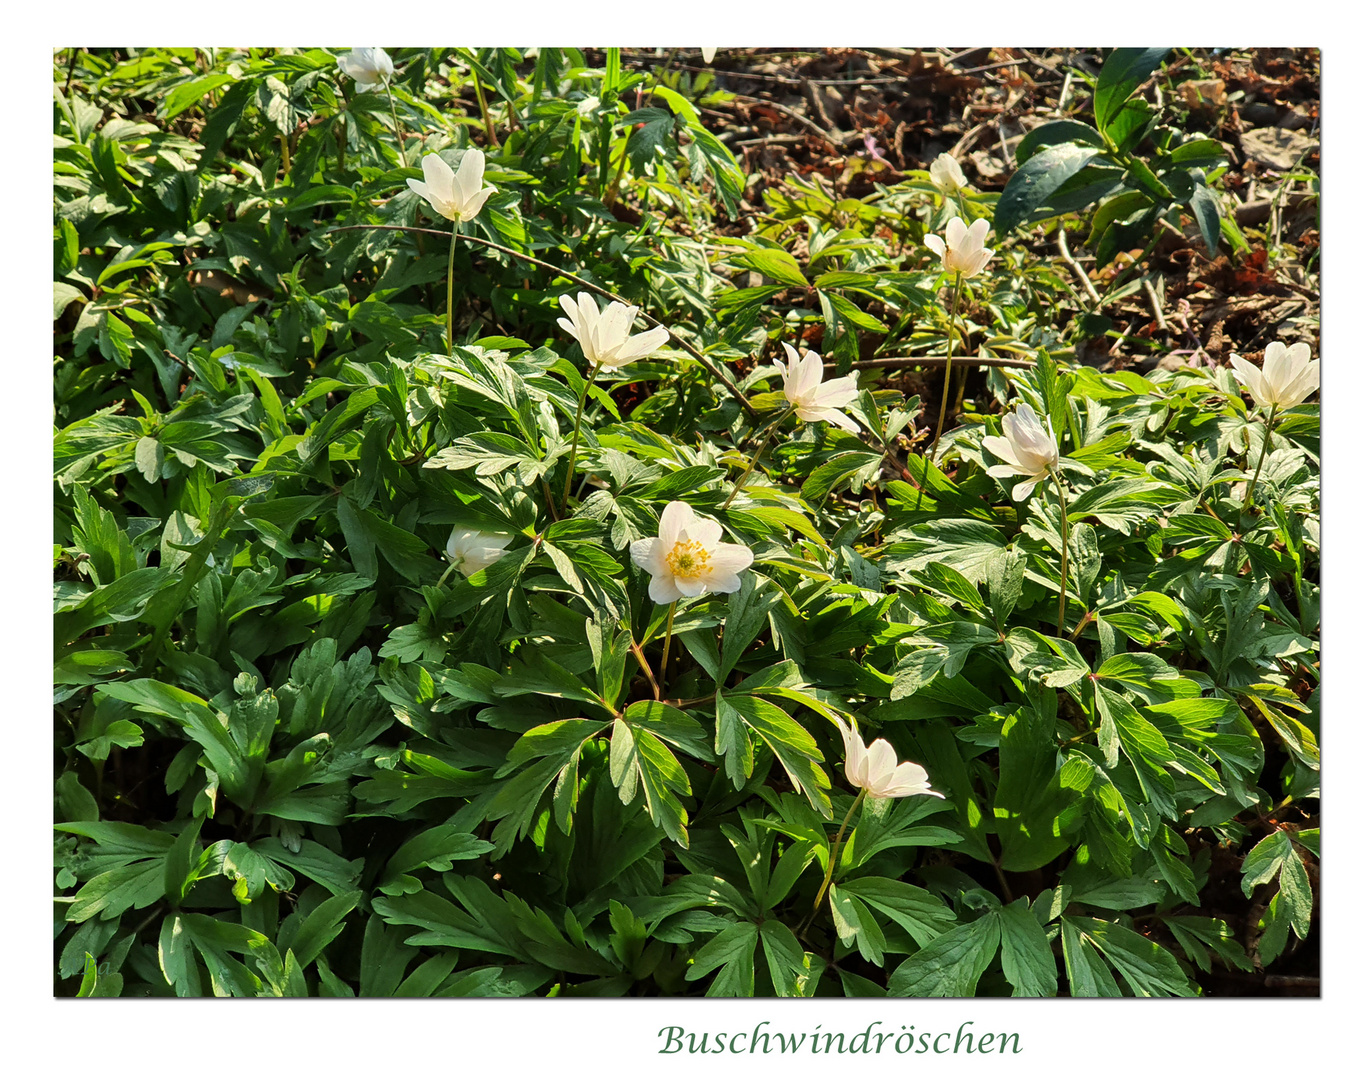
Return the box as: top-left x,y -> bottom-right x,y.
665,539 -> 711,580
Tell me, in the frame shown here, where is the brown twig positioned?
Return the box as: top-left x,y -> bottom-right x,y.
325,224 -> 756,417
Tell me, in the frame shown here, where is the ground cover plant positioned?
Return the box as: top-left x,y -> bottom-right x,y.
53,46 -> 1320,998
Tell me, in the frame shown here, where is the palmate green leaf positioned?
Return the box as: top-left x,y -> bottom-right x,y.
685,920 -> 758,996
1061,916 -> 1192,997
887,915 -> 1000,997
378,825 -> 495,897
721,692 -> 831,816
97,679 -> 251,802
488,718 -> 605,851
609,716 -> 692,848
829,884 -> 888,964
840,877 -> 956,948
996,898 -> 1058,997
278,890 -> 362,968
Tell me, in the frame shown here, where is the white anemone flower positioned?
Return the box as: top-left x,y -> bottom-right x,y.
1230,342 -> 1320,411
701,48 -> 718,65
445,527 -> 513,576
928,153 -> 967,194
838,718 -> 943,800
337,47 -> 394,93
984,403 -> 1060,502
407,150 -> 496,223
773,342 -> 860,432
630,501 -> 754,604
924,216 -> 994,277
557,292 -> 670,370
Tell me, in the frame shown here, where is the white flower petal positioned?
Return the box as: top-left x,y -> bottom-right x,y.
648,575 -> 683,604
674,576 -> 708,597
706,542 -> 753,574
685,517 -> 723,547
1011,475 -> 1044,502
657,500 -> 695,543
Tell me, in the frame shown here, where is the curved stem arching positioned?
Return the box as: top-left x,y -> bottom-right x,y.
560,360 -> 602,515
445,220 -> 460,355
1242,404 -> 1280,514
383,77 -> 406,167
928,272 -> 965,461
801,789 -> 867,933
1052,468 -> 1071,636
721,408 -> 794,510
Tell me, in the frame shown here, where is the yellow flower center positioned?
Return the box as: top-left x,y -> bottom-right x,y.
665,539 -> 711,580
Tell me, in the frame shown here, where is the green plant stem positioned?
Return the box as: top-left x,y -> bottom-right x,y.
928,272 -> 964,461
445,220 -> 460,356
1094,226 -> 1164,311
325,224 -> 756,418
722,408 -> 793,509
1052,468 -> 1070,636
630,637 -> 662,700
605,48 -> 679,211
383,78 -> 406,167
435,560 -> 459,590
1242,404 -> 1280,514
802,790 -> 866,933
470,58 -> 498,147
658,600 -> 677,688
278,134 -> 291,182
561,361 -> 602,515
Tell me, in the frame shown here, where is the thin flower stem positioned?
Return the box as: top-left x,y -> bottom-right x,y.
605,48 -> 678,211
928,272 -> 964,461
445,221 -> 460,356
801,790 -> 866,933
325,224 -> 756,417
383,78 -> 406,167
630,637 -> 662,701
658,600 -> 677,688
469,57 -> 498,147
1053,468 -> 1071,636
721,409 -> 792,509
1242,404 -> 1280,514
435,560 -> 459,590
560,362 -> 602,515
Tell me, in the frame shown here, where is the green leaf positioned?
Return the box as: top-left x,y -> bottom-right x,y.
1094,48 -> 1170,132
997,899 -> 1058,997
736,247 -> 808,289
887,915 -> 1000,997
722,693 -> 831,815
1189,179 -> 1222,256
996,143 -> 1101,234
278,890 -> 362,968
1063,915 -> 1192,997
609,715 -> 692,847
685,921 -> 758,996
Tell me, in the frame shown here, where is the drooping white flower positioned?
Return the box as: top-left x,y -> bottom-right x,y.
838,718 -> 943,800
445,527 -> 513,576
1229,342 -> 1320,411
773,342 -> 860,432
629,501 -> 754,604
924,216 -> 994,277
337,48 -> 394,93
928,153 -> 967,194
984,402 -> 1060,502
407,150 -> 496,223
557,292 -> 670,371
701,48 -> 718,65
